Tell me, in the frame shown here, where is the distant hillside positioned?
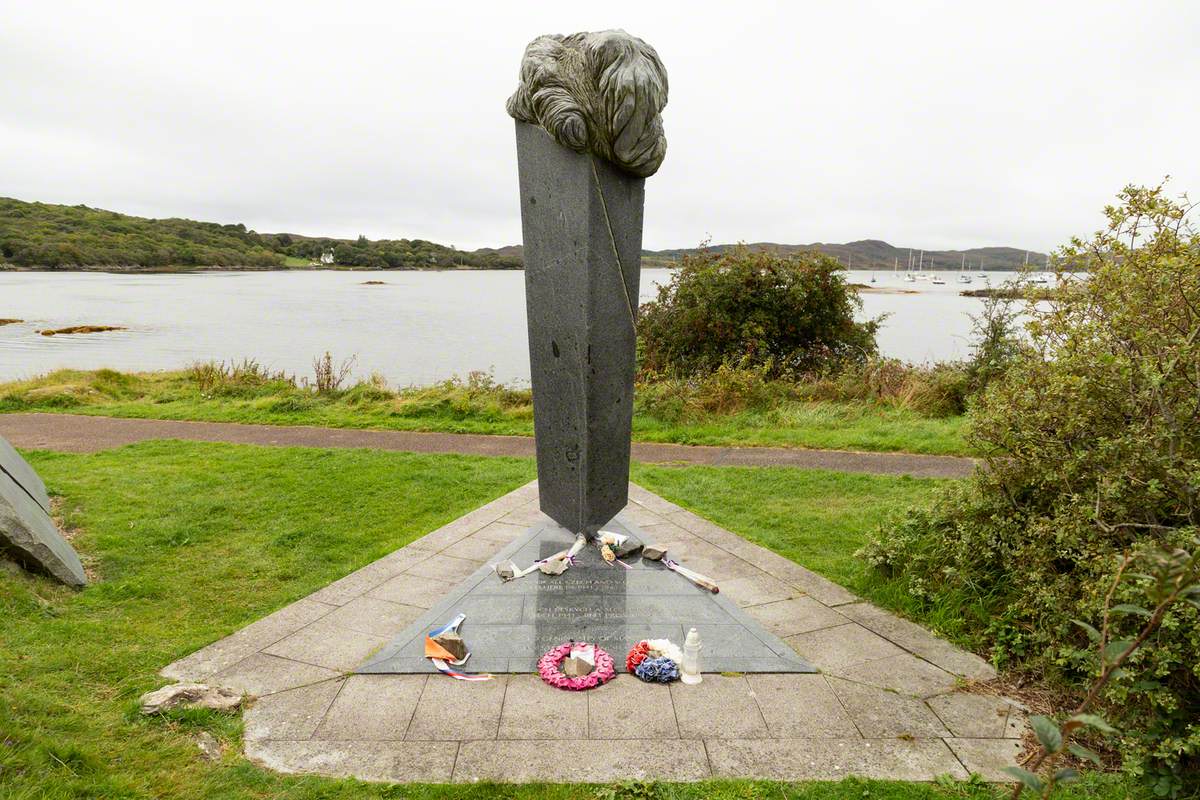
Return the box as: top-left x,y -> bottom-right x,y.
0,198 -> 521,271
643,240 -> 1047,271
479,240 -> 1047,271
0,197 -> 1044,272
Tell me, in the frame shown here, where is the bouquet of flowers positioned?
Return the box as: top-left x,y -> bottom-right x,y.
625,638 -> 682,683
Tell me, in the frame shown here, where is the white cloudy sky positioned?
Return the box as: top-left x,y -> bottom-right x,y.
2,1 -> 1196,253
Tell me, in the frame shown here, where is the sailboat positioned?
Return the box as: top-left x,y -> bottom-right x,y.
1026,252 -> 1049,284
930,255 -> 945,284
904,249 -> 916,281
958,254 -> 972,283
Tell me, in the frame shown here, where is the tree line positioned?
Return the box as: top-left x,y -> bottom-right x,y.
0,198 -> 522,270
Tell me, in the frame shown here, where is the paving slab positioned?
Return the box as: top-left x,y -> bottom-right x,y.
244,679 -> 345,741
498,674 -> 589,739
406,553 -> 485,582
745,597 -> 850,637
587,677 -> 679,739
162,598 -> 336,682
670,674 -> 768,739
317,596 -> 426,639
247,738 -> 458,783
1005,707 -> 1028,739
619,503 -> 673,526
720,572 -> 803,608
441,534 -> 512,562
707,738 -> 969,781
304,554 -> 427,607
497,502 -> 550,526
314,675 -> 426,741
627,484 -> 685,514
786,623 -> 906,672
405,674 -> 507,740
833,653 -> 961,698
928,692 -> 1013,738
838,602 -> 996,680
263,618 -> 390,672
633,520 -> 700,544
209,653 -> 340,697
366,573 -> 456,609
746,673 -> 859,738
472,520 -> 530,545
945,737 -> 1026,781
454,738 -> 710,783
828,677 -> 951,738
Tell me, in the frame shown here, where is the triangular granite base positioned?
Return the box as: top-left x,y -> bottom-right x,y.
357,515 -> 814,674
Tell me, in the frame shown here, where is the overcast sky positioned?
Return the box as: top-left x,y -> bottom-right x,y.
2,1 -> 1196,253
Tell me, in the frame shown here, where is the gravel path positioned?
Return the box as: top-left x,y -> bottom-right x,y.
0,413 -> 976,478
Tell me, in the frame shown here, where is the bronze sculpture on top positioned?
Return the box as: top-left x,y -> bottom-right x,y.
508,30 -> 668,538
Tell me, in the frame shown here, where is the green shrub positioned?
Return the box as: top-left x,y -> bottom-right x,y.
187,359 -> 295,398
964,291 -> 1023,395
395,371 -> 532,421
635,361 -> 798,423
859,185 -> 1200,785
635,358 -> 972,424
342,374 -> 395,405
793,358 -> 971,417
637,246 -> 879,377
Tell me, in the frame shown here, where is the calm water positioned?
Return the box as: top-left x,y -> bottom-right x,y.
0,269 -> 1029,385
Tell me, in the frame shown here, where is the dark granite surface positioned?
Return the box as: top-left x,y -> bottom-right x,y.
357,517 -> 815,674
516,121 -> 643,535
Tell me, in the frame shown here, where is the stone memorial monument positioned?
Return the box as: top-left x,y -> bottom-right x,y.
507,30 -> 668,537
358,31 -> 812,675
0,433 -> 86,586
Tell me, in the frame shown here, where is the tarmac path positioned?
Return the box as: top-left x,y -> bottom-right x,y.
0,413 -> 976,478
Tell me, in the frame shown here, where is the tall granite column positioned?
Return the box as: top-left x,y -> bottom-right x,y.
507,30 -> 668,536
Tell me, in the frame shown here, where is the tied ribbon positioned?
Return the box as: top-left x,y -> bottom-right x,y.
431,659 -> 493,681
425,613 -> 493,681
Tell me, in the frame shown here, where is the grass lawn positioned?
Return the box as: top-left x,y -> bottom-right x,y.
0,369 -> 973,456
629,466 -> 991,642
0,442 -> 1129,798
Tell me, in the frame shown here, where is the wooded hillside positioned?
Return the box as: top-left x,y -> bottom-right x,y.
0,198 -> 521,270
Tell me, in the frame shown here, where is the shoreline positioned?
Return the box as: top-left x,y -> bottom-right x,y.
0,263 -> 522,274
0,263 -> 1046,277
1,263 -> 1044,275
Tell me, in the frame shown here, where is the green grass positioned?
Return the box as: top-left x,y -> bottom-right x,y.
0,441 -> 1133,798
632,404 -> 968,456
0,369 -> 972,456
630,465 -> 986,642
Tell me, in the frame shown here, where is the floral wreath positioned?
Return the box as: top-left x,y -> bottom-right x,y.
626,639 -> 682,683
538,642 -> 616,691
